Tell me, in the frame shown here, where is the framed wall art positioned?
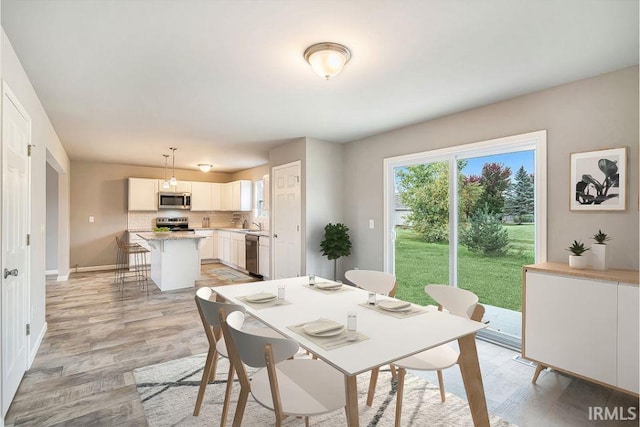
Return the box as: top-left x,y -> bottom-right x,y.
570,147 -> 627,211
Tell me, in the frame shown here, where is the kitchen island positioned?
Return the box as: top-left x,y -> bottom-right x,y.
137,232 -> 205,291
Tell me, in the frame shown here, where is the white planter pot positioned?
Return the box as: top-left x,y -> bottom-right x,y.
569,255 -> 587,270
591,243 -> 608,271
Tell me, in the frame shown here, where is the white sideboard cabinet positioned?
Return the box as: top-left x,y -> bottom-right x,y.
523,262 -> 639,395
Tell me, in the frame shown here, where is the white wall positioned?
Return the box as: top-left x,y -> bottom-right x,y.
342,67 -> 639,274
305,138 -> 344,280
2,29 -> 70,353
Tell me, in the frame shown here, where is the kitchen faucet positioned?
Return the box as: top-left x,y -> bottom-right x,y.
252,221 -> 262,231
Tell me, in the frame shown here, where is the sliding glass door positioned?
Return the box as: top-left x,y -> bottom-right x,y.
384,131 -> 546,348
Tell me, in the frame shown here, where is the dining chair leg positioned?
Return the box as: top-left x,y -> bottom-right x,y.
437,369 -> 446,402
209,350 -> 220,381
395,367 -> 406,427
232,387 -> 250,427
390,364 -> 397,380
220,364 -> 235,427
305,416 -> 310,427
193,348 -> 218,416
531,364 -> 545,384
366,367 -> 379,406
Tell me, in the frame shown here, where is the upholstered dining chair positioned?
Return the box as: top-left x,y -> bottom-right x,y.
220,309 -> 347,427
193,287 -> 282,425
344,269 -> 398,406
381,285 -> 484,427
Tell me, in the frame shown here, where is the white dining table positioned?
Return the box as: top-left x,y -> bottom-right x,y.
213,276 -> 490,427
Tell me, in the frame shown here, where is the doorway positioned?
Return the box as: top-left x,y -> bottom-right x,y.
46,162 -> 59,276
1,83 -> 32,416
385,131 -> 547,349
271,161 -> 302,279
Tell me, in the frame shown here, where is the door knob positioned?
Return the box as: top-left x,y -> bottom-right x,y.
4,268 -> 18,279
273,234 -> 278,238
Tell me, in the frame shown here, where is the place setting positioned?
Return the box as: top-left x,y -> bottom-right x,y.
238,284 -> 292,309
303,274 -> 354,294
359,292 -> 434,319
288,313 -> 369,350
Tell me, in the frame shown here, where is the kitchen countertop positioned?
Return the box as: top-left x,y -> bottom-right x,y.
136,232 -> 206,241
128,228 -> 270,238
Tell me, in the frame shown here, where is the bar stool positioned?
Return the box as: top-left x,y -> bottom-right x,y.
114,236 -> 150,295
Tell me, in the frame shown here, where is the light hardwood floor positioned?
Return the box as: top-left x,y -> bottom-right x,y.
5,266 -> 638,426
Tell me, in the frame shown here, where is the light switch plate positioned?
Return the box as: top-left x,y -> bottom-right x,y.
368,219 -> 374,229
89,216 -> 95,223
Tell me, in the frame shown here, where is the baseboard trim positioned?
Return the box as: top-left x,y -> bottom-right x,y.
45,269 -> 59,275
56,275 -> 69,282
74,264 -> 117,273
29,321 -> 47,367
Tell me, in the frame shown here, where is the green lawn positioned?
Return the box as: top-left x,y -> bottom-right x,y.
394,225 -> 534,311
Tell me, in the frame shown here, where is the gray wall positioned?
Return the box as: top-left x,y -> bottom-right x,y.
70,161 -> 232,268
46,163 -> 58,271
2,29 -> 71,353
343,66 -> 639,273
305,138 -> 345,280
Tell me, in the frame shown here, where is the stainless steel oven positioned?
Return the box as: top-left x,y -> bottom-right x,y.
158,192 -> 191,210
245,234 -> 259,276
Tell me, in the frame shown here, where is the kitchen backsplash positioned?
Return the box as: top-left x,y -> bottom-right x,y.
127,211 -> 256,230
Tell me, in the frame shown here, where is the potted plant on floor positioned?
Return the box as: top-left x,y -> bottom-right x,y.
591,229 -> 611,271
320,223 -> 352,281
566,240 -> 589,269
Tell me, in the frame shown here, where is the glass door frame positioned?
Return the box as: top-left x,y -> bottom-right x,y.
383,130 -> 547,279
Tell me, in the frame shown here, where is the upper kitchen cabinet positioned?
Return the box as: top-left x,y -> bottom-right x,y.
230,180 -> 252,211
157,180 -> 192,193
128,178 -> 158,211
211,183 -> 223,211
191,181 -> 213,211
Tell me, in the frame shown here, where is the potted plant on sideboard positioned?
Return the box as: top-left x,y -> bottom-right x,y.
591,229 -> 612,271
567,240 -> 589,270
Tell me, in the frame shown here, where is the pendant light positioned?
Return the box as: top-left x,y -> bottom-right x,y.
169,147 -> 178,187
161,154 -> 170,190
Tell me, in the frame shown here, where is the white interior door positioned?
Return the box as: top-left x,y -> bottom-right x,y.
272,161 -> 301,279
2,83 -> 31,416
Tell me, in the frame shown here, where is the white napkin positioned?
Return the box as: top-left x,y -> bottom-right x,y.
378,300 -> 411,311
302,319 -> 344,335
245,292 -> 276,302
316,282 -> 342,290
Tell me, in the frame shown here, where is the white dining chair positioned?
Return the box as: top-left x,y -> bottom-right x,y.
384,285 -> 485,427
344,269 -> 398,406
221,309 -> 347,427
193,287 -> 282,425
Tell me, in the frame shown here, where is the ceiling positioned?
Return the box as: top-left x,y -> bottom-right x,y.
2,0 -> 638,172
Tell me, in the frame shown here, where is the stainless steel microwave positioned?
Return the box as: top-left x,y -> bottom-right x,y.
158,192 -> 191,210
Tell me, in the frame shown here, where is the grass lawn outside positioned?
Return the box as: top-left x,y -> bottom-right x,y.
394,225 -> 535,311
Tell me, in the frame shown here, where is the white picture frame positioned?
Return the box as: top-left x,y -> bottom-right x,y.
570,147 -> 627,211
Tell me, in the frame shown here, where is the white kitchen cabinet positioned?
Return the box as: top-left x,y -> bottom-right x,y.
617,284 -> 639,394
262,174 -> 270,211
195,230 -> 214,260
211,183 -> 223,211
230,232 -> 246,269
158,180 -> 192,193
191,182 -> 213,211
231,180 -> 252,211
259,236 -> 270,278
523,263 -> 639,395
217,231 -> 231,264
128,178 -> 158,211
221,183 -> 233,211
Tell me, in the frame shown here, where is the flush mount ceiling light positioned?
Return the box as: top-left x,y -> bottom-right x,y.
303,42 -> 351,80
198,164 -> 213,173
162,154 -> 170,189
169,147 -> 178,186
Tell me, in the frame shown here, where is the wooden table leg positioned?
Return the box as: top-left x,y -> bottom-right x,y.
344,374 -> 359,427
531,364 -> 545,384
458,334 -> 490,427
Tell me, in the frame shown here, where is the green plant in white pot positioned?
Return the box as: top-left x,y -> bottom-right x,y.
566,240 -> 589,270
591,229 -> 611,271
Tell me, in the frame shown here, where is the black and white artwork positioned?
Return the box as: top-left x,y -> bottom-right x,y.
570,147 -> 626,211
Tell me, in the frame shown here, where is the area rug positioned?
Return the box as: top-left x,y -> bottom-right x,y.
134,353 -> 516,426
